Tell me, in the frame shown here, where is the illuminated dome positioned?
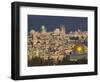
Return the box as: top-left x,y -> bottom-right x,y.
74,43 -> 86,54
41,25 -> 46,33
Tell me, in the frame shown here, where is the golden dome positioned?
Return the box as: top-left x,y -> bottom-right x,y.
74,43 -> 86,54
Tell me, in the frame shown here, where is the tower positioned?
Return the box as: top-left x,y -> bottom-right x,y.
60,25 -> 66,34
41,25 -> 46,33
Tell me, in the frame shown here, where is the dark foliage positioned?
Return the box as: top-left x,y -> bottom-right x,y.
28,56 -> 87,67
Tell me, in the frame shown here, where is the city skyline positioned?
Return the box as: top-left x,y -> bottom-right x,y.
28,15 -> 88,66
28,15 -> 88,32
28,26 -> 87,66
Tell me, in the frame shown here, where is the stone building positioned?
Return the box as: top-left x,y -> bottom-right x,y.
28,25 -> 88,64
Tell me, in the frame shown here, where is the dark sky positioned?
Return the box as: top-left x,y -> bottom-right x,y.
28,15 -> 87,32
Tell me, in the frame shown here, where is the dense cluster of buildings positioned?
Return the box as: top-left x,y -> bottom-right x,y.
28,25 -> 87,64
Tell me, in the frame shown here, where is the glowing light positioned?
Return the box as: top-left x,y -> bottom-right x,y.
74,44 -> 86,54
77,46 -> 83,52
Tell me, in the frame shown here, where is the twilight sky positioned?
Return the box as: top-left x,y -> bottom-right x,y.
28,15 -> 87,32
